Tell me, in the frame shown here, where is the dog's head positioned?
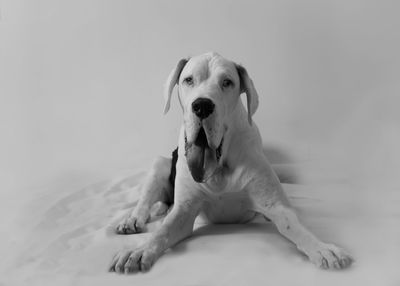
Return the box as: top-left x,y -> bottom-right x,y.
163,52 -> 259,182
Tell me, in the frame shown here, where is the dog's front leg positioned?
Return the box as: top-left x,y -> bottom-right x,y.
262,201 -> 353,269
249,170 -> 353,269
109,199 -> 201,274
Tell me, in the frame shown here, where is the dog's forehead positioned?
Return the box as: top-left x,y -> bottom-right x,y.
182,53 -> 239,81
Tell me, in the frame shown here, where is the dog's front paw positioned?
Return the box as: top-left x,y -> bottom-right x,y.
307,243 -> 353,270
109,244 -> 160,274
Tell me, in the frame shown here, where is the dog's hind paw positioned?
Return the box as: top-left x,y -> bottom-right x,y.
115,216 -> 146,234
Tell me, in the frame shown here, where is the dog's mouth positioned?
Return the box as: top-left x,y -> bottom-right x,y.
185,127 -> 224,183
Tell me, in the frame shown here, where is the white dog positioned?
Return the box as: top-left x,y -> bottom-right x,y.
109,52 -> 353,274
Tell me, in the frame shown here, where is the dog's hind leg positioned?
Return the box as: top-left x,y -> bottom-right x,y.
116,156 -> 174,234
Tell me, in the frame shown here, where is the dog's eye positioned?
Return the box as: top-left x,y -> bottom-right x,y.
222,79 -> 233,89
183,76 -> 194,86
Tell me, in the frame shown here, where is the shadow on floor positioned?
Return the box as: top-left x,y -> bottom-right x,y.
263,145 -> 300,184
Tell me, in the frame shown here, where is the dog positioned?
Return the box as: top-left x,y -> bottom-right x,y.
109,52 -> 353,274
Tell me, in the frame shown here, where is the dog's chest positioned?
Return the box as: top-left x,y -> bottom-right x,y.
200,189 -> 255,223
199,173 -> 256,224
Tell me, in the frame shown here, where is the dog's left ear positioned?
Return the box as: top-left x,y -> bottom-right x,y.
235,64 -> 259,125
163,58 -> 189,114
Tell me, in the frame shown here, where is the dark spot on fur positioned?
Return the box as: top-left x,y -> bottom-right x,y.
169,147 -> 178,187
167,147 -> 178,205
184,136 -> 189,156
216,137 -> 223,161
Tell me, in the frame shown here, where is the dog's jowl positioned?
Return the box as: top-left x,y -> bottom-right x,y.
109,52 -> 353,274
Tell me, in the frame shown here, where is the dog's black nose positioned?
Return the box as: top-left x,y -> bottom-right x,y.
192,98 -> 215,119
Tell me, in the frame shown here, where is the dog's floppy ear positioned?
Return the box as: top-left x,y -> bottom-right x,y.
235,64 -> 259,125
163,58 -> 189,114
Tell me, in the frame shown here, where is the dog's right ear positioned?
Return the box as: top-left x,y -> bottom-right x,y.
163,58 -> 189,114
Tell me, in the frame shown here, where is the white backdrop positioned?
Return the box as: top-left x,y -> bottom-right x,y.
1,1 -> 400,285
2,0 -> 399,193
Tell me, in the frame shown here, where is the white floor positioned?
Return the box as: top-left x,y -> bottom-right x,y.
2,166 -> 399,286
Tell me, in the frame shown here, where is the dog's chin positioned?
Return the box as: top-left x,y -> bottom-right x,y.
185,127 -> 224,183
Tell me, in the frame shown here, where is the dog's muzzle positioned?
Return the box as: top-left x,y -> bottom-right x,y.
185,127 -> 223,183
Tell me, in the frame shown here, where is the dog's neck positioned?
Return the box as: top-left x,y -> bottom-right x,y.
222,100 -> 260,166
230,99 -> 254,131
